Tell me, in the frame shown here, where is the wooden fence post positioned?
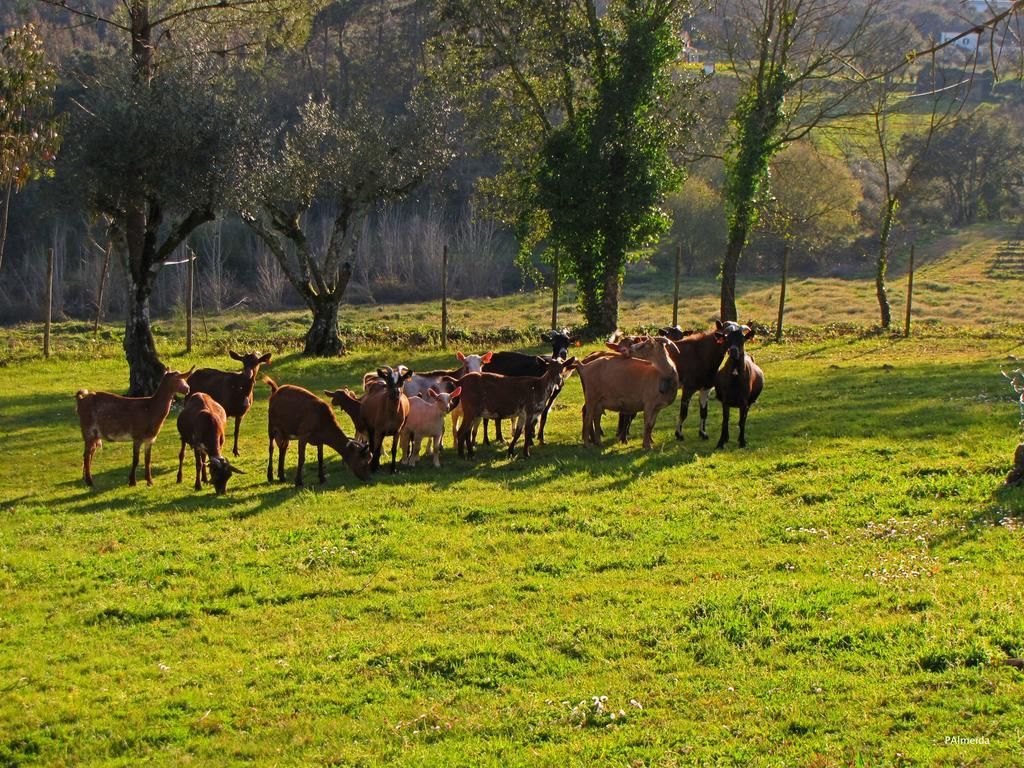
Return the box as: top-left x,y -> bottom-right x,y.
551,250 -> 559,330
672,243 -> 682,327
904,243 -> 915,339
441,244 -> 448,350
776,242 -> 790,342
186,247 -> 195,353
44,247 -> 54,358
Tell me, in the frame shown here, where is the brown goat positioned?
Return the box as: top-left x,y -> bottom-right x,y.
577,337 -> 678,450
324,387 -> 370,441
454,357 -> 576,459
176,392 -> 244,494
359,366 -> 413,473
76,367 -> 193,487
186,350 -> 272,456
264,377 -> 372,485
659,324 -> 730,441
712,323 -> 764,448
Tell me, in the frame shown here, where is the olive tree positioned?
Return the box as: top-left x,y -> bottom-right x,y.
0,24 -> 62,274
240,95 -> 454,356
39,0 -> 315,394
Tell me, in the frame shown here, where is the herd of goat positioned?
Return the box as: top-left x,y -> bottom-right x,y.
73,321 -> 765,494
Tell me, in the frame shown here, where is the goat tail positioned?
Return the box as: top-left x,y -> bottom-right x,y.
262,375 -> 279,393
76,389 -> 90,400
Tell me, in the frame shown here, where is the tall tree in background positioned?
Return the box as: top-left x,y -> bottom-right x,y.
240,95 -> 454,355
39,0 -> 314,394
438,0 -> 697,335
709,0 -> 883,321
0,24 -> 62,274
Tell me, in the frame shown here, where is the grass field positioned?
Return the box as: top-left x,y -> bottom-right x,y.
2,322 -> 1024,766
2,224 -> 1024,766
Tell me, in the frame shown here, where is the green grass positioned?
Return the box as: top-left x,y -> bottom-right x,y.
2,321 -> 1024,765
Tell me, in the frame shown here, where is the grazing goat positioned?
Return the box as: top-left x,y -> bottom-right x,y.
76,367 -> 193,487
577,337 -> 678,450
455,357 -> 576,459
324,387 -> 370,441
713,323 -> 764,448
186,350 -> 272,456
264,377 -> 372,485
399,387 -> 462,468
360,366 -> 413,473
176,392 -> 244,494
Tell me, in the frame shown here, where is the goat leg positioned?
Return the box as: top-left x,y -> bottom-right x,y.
699,389 -> 710,440
193,447 -> 203,491
233,416 -> 242,457
267,437 -> 275,483
129,441 -> 140,487
83,439 -> 97,487
390,434 -> 399,474
676,390 -> 694,441
716,404 -> 731,449
295,440 -> 306,487
277,438 -> 288,482
495,419 -> 505,443
144,444 -> 154,486
177,440 -> 186,484
318,444 -> 326,483
738,404 -> 749,448
507,418 -> 523,459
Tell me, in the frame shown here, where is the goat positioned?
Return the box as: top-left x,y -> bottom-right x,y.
447,351 -> 493,438
479,347 -> 572,445
577,337 -> 678,450
360,366 -> 413,473
324,387 -> 370,441
659,323 -> 730,441
399,387 -> 462,468
186,350 -> 272,456
454,357 -> 576,459
76,367 -> 194,487
263,377 -> 372,485
540,328 -> 573,360
713,323 -> 764,448
175,392 -> 244,494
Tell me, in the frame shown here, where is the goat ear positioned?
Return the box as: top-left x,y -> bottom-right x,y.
183,365 -> 196,377
401,369 -> 413,382
451,386 -> 462,399
228,462 -> 245,475
427,388 -> 439,399
481,352 -> 493,363
715,320 -> 725,331
376,367 -> 388,379
259,353 -> 273,365
457,352 -> 466,362
744,326 -> 756,341
229,350 -> 243,361
540,331 -> 552,341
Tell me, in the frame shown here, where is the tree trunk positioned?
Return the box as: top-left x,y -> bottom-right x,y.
876,199 -> 896,329
124,278 -> 165,395
304,294 -> 344,356
0,176 -> 12,273
720,226 -> 745,322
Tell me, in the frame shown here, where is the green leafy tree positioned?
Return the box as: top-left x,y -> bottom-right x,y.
0,23 -> 62,274
438,0 -> 697,335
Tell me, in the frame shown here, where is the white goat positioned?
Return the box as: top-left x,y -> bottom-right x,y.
399,387 -> 462,468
